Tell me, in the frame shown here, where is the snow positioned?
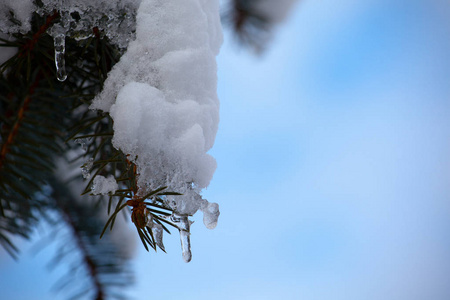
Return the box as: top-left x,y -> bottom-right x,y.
92,0 -> 223,218
109,82 -> 218,214
91,175 -> 119,195
0,1 -> 34,34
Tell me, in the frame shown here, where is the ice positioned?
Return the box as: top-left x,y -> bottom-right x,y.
91,175 -> 118,195
74,138 -> 88,152
151,223 -> 165,252
53,33 -> 67,82
0,1 -> 141,48
48,17 -> 70,82
170,213 -> 193,262
81,157 -> 93,179
39,0 -> 141,48
180,230 -> 192,263
202,201 -> 220,229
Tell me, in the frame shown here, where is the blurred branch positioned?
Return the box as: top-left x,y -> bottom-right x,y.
49,175 -> 133,300
222,0 -> 272,52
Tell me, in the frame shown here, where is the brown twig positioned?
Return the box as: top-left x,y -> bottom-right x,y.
0,79 -> 40,170
19,11 -> 59,58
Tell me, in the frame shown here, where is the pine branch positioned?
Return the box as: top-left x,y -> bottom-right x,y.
0,76 -> 39,170
0,10 -> 122,255
48,175 -> 133,300
70,113 -> 179,252
62,205 -> 106,300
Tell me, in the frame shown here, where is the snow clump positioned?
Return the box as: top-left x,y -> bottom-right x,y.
91,175 -> 119,195
91,0 -> 223,219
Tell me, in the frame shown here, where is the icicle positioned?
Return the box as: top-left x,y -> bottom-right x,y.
54,33 -> 67,81
49,14 -> 69,82
171,213 -> 193,262
180,229 -> 191,263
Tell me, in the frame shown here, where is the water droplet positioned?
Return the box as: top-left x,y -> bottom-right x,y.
202,202 -> 220,229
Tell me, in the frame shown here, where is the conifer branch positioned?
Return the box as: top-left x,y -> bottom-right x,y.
60,203 -> 106,300
49,175 -> 133,300
223,0 -> 271,51
0,77 -> 40,171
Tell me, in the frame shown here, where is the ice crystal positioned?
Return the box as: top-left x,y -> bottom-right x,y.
81,157 -> 93,179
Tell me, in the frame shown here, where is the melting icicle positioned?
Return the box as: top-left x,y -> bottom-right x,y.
171,213 -> 193,262
180,230 -> 191,263
202,201 -> 220,229
49,20 -> 68,82
53,33 -> 67,81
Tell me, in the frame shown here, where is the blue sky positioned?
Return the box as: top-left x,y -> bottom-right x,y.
2,0 -> 450,299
